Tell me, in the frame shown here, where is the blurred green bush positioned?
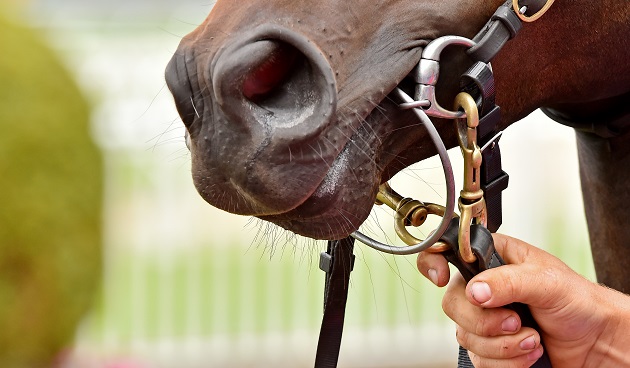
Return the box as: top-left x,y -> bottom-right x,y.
0,10 -> 102,367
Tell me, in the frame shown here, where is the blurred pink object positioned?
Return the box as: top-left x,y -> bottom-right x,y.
105,359 -> 148,368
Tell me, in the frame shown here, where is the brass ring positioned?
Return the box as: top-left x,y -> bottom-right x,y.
513,0 -> 555,22
393,203 -> 449,246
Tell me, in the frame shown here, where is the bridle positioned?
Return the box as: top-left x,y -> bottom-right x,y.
315,0 -> 556,367
352,0 -> 557,256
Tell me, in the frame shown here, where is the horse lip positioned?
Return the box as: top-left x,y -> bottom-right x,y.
258,159 -> 346,220
165,50 -> 200,129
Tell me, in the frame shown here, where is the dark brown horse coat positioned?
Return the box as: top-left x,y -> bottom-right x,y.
166,0 -> 630,290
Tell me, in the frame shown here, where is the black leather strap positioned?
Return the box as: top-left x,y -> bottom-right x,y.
467,0 -> 523,63
478,107 -> 509,233
460,62 -> 496,116
314,237 -> 355,368
461,62 -> 509,233
468,0 -> 555,62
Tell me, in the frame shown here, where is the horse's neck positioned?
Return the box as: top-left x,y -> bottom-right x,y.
493,0 -> 630,124
492,0 -> 630,292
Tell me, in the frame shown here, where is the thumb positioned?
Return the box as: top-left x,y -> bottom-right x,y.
465,235 -> 567,310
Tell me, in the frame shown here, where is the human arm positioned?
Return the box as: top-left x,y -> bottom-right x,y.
417,233 -> 630,367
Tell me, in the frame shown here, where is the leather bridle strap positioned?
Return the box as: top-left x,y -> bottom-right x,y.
461,62 -> 509,233
314,237 -> 355,368
468,0 -> 522,63
467,0 -> 551,62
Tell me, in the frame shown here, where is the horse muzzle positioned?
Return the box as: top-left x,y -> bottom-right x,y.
165,24 -> 344,217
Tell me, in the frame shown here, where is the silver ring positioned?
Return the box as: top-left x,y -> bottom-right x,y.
351,88 -> 456,255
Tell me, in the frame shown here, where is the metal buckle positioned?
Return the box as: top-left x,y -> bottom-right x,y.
375,183 -> 452,247
454,92 -> 488,263
390,92 -> 491,260
411,36 -> 477,119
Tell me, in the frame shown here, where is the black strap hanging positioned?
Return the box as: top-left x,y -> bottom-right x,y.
314,237 -> 355,368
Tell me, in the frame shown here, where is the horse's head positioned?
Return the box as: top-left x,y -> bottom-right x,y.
165,0 -> 629,240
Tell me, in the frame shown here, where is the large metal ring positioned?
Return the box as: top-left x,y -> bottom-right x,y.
351,88 -> 456,255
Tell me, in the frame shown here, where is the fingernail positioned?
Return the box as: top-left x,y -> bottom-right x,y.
519,335 -> 537,351
428,269 -> 439,285
527,346 -> 544,361
470,282 -> 492,304
501,316 -> 518,332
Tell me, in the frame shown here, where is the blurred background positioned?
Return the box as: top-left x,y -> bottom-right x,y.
1,1 -> 594,367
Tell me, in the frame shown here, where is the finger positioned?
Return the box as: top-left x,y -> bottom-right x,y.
443,274 -> 522,337
456,324 -> 542,360
468,347 -> 545,368
491,233 -> 539,266
464,235 -> 575,310
417,251 -> 450,287
491,233 -> 564,267
465,262 -> 568,310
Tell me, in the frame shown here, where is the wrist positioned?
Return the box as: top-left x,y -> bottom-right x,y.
586,283 -> 630,367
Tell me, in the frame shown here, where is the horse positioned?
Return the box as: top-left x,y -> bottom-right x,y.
165,0 -> 630,294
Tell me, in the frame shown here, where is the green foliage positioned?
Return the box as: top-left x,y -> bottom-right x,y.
0,11 -> 102,367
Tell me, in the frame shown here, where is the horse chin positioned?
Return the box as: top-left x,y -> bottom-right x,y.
257,139 -> 380,240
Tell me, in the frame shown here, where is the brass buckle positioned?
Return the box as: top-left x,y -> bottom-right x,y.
376,183 -> 452,248
454,92 -> 487,263
513,0 -> 555,22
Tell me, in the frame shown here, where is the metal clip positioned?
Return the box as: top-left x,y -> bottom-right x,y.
376,183 -> 451,248
454,92 -> 488,263
413,36 -> 477,119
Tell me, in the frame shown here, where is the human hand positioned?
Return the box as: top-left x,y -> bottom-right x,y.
417,233 -> 630,367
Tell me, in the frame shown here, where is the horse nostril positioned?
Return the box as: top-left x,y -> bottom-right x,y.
242,41 -> 301,102
212,26 -> 337,141
238,40 -> 321,123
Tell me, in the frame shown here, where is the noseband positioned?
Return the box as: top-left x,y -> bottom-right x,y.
316,0 -> 556,367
